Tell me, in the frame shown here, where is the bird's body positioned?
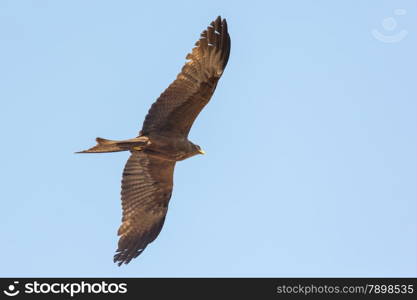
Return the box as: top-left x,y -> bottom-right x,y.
141,134 -> 202,161
78,16 -> 230,266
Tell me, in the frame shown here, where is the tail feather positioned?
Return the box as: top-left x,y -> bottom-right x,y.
95,137 -> 115,145
76,136 -> 150,154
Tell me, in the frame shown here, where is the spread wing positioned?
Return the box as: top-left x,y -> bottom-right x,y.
114,151 -> 176,266
141,16 -> 231,137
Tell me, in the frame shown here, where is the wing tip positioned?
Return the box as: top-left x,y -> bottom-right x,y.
206,16 -> 231,70
113,247 -> 144,266
184,16 -> 230,71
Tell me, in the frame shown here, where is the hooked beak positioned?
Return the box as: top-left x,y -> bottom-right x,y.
198,149 -> 206,155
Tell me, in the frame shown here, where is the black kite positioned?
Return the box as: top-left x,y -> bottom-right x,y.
78,16 -> 231,266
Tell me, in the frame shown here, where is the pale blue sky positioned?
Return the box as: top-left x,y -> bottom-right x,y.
0,0 -> 415,277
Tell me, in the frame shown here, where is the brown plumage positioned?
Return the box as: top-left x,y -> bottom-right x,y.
77,16 -> 230,266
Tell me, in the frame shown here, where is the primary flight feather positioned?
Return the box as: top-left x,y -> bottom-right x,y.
78,16 -> 231,266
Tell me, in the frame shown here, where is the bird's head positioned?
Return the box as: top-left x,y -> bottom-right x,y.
192,143 -> 205,156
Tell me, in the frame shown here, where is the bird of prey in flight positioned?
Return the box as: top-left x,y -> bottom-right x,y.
77,16 -> 231,266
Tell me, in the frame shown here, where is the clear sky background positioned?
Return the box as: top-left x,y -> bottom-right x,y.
0,0 -> 415,277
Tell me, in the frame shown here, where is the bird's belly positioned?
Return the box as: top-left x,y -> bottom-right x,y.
143,135 -> 191,161
142,149 -> 187,162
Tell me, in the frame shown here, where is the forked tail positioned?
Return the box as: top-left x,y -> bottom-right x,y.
76,136 -> 150,153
